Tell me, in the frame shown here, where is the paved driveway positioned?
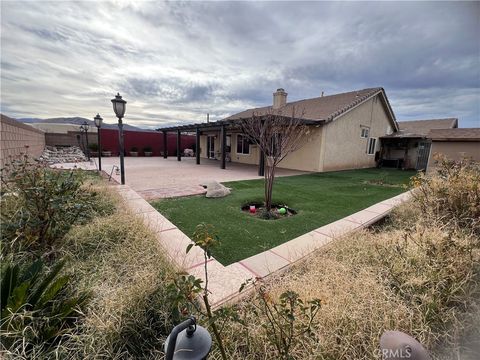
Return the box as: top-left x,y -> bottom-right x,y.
91,157 -> 306,199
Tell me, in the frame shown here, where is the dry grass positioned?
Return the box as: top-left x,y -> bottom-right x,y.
2,181 -> 177,359
56,190 -> 177,359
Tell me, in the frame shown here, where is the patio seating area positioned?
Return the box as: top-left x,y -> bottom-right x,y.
53,156 -> 306,199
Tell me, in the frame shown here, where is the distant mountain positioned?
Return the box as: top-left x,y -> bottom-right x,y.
17,116 -> 148,131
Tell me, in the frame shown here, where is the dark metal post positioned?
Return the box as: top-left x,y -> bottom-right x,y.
85,128 -> 90,161
118,119 -> 125,184
196,127 -> 200,165
97,128 -> 102,171
220,125 -> 226,169
177,129 -> 181,161
258,150 -> 265,176
163,131 -> 168,159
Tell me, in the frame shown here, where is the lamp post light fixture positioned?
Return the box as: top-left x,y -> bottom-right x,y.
94,113 -> 103,172
111,92 -> 127,185
79,121 -> 90,161
164,316 -> 212,360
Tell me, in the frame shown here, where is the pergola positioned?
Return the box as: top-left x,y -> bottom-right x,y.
156,116 -> 321,176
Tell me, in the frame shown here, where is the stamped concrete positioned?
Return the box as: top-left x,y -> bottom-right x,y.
239,250 -> 291,278
117,184 -> 413,307
54,157 -> 306,199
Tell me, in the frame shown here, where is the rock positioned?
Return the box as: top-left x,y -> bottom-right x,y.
203,180 -> 231,198
38,146 -> 87,164
184,149 -> 194,157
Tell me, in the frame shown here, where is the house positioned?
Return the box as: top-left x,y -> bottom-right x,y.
380,118 -> 458,170
426,128 -> 480,172
159,87 -> 399,173
157,87 -> 477,174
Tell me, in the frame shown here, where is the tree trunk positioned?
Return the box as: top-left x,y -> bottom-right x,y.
264,163 -> 276,211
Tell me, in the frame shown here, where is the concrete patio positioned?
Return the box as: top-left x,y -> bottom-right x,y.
55,156 -> 306,199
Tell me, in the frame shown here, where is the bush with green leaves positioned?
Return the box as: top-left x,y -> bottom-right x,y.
1,258 -> 89,355
0,155 -> 114,257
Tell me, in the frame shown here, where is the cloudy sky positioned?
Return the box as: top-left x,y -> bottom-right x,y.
1,1 -> 479,128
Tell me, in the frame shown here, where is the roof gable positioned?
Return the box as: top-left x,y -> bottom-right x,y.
228,87 -> 382,120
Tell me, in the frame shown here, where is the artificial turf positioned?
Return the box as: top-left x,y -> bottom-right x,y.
151,168 -> 416,265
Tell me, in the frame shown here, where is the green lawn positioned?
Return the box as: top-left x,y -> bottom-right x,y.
151,168 -> 415,265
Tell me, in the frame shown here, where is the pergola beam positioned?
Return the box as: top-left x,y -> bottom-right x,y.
156,117 -> 321,133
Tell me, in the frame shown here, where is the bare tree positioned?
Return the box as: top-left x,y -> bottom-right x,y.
240,107 -> 310,213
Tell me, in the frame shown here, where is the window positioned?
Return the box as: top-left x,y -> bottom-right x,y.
237,134 -> 250,155
367,137 -> 377,155
360,127 -> 369,138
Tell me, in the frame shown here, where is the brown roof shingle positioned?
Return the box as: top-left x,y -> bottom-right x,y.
429,128 -> 480,141
226,87 -> 390,123
397,118 -> 458,137
382,118 -> 458,139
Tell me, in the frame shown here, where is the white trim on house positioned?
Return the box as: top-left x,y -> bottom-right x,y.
367,137 -> 377,155
360,127 -> 370,138
236,134 -> 250,155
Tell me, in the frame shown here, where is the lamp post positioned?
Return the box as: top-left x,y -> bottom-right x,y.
79,121 -> 90,161
94,113 -> 103,171
164,316 -> 212,360
111,92 -> 127,185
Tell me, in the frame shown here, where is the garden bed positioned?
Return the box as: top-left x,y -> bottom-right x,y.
241,202 -> 297,219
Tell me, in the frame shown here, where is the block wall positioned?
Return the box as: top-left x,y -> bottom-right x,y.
0,114 -> 46,168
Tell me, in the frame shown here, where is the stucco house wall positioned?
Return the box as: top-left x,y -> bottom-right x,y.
427,141 -> 480,172
321,95 -> 393,171
277,126 -> 323,171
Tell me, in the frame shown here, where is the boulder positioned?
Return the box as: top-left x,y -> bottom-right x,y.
184,148 -> 194,157
203,180 -> 231,198
38,146 -> 87,164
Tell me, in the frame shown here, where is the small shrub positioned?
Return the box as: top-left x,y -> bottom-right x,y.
143,146 -> 152,153
250,286 -> 321,359
88,143 -> 99,152
0,258 -> 89,356
411,155 -> 480,234
0,155 -> 115,258
130,147 -> 139,152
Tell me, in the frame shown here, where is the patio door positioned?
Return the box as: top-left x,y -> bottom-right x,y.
207,136 -> 215,159
416,141 -> 431,170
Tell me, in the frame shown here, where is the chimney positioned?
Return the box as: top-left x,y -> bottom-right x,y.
273,88 -> 287,109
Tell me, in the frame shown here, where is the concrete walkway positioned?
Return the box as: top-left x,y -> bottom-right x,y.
53,157 -> 306,199
116,184 -> 413,307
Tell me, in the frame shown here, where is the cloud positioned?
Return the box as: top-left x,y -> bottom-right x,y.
1,1 -> 479,128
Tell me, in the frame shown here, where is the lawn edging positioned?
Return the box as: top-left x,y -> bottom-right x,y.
115,184 -> 413,308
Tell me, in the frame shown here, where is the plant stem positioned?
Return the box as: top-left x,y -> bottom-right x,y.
203,294 -> 228,360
